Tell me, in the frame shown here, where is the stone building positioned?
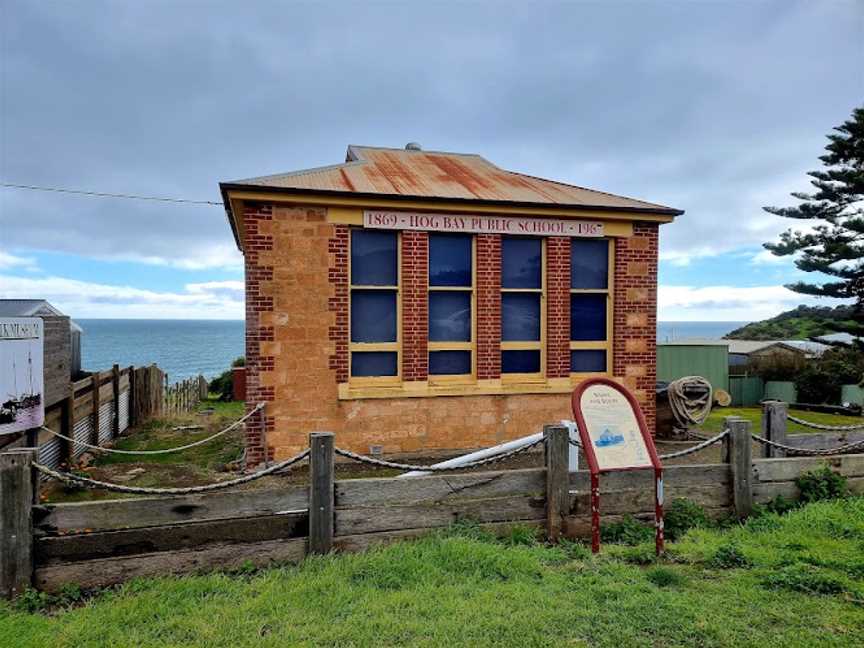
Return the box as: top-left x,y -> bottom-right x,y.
220,145 -> 682,463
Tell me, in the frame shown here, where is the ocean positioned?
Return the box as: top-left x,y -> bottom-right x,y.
78,319 -> 746,382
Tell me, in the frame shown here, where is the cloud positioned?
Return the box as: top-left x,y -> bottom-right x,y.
0,251 -> 38,271
658,284 -> 847,321
0,274 -> 243,319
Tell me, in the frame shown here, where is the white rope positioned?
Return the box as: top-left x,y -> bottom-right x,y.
751,433 -> 864,456
659,430 -> 728,460
40,403 -> 265,455
32,448 -> 309,495
787,414 -> 864,432
667,376 -> 713,432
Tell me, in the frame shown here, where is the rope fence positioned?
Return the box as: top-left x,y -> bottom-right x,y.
787,414 -> 864,433
751,433 -> 864,457
32,448 -> 310,495
659,429 -> 729,460
333,437 -> 545,472
40,403 -> 266,456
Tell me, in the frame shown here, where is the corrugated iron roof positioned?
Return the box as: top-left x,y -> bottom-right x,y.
223,145 -> 682,212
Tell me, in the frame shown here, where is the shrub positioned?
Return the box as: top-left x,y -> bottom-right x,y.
646,566 -> 684,588
795,466 -> 848,504
762,564 -> 846,596
601,516 -> 654,546
664,498 -> 711,541
710,544 -> 751,569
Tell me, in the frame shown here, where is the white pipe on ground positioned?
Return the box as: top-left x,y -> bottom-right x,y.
398,420 -> 580,478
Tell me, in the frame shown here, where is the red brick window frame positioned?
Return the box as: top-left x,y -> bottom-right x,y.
570,238 -> 614,376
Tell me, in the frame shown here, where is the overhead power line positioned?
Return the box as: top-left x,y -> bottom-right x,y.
0,182 -> 224,206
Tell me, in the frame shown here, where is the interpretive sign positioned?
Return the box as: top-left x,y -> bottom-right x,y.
571,378 -> 664,555
364,210 -> 604,237
0,318 -> 44,435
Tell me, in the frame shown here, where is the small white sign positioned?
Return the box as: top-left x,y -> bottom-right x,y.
0,318 -> 45,435
579,383 -> 651,470
364,210 -> 604,237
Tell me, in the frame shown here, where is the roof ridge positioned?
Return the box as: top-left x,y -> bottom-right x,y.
348,144 -> 485,159
508,170 -> 672,210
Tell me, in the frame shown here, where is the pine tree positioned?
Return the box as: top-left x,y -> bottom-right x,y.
764,105 -> 864,343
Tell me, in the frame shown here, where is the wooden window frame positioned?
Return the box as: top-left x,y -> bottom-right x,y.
348,228 -> 402,387
501,236 -> 546,383
428,234 -> 476,385
569,238 -> 614,377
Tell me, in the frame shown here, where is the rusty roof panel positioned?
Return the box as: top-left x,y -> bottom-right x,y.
224,145 -> 681,213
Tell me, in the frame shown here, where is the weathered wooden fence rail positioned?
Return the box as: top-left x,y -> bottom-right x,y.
4,417 -> 864,597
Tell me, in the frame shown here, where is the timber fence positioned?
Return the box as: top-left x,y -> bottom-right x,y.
4,414 -> 864,598
20,364 -> 209,475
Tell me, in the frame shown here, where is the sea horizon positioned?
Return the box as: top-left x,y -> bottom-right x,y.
77,318 -> 748,382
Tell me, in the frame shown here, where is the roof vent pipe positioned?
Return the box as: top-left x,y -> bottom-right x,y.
405,142 -> 422,151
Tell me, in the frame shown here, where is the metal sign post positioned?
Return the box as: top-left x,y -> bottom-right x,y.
571,377 -> 664,555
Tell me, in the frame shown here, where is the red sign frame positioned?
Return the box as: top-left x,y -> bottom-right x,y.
571,377 -> 664,555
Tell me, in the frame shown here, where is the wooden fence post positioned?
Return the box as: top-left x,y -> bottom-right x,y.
309,432 -> 335,555
544,424 -> 569,543
112,364 -> 121,438
129,366 -> 137,427
61,385 -> 74,466
91,373 -> 101,446
761,401 -> 788,459
0,451 -> 34,599
726,416 -> 753,519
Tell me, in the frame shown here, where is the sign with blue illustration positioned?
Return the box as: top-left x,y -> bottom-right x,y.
577,382 -> 651,470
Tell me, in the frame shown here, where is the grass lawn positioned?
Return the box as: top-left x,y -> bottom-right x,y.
698,406 -> 863,435
4,498 -> 864,647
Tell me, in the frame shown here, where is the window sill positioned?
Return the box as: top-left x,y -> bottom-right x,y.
338,376 -> 601,400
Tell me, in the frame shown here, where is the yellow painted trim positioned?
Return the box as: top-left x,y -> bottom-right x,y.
228,191 -> 673,222
428,341 -> 473,351
337,373 -> 600,400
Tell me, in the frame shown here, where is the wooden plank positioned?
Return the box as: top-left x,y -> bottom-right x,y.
73,390 -> 94,412
784,431 -> 864,449
569,463 -> 731,491
98,381 -> 115,404
112,364 -> 121,438
754,476 -> 864,503
335,495 -> 545,536
90,374 -> 101,446
0,451 -> 34,599
72,376 -> 93,393
334,519 -> 545,554
569,484 -> 730,516
34,537 -> 307,592
36,512 -> 308,564
754,454 -> 864,483
545,424 -> 569,542
309,432 -> 334,554
34,486 -> 309,535
337,468 -> 545,508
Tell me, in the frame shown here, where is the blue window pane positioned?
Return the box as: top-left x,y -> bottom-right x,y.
430,234 -> 472,287
351,230 -> 397,286
502,237 -> 542,288
429,351 -> 471,375
351,290 -> 396,342
351,352 -> 397,377
570,294 -> 606,341
429,292 -> 471,342
571,239 -> 609,289
571,350 -> 607,373
502,293 -> 540,341
502,350 -> 540,373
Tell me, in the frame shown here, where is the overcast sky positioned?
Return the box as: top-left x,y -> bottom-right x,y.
1,0 -> 862,321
